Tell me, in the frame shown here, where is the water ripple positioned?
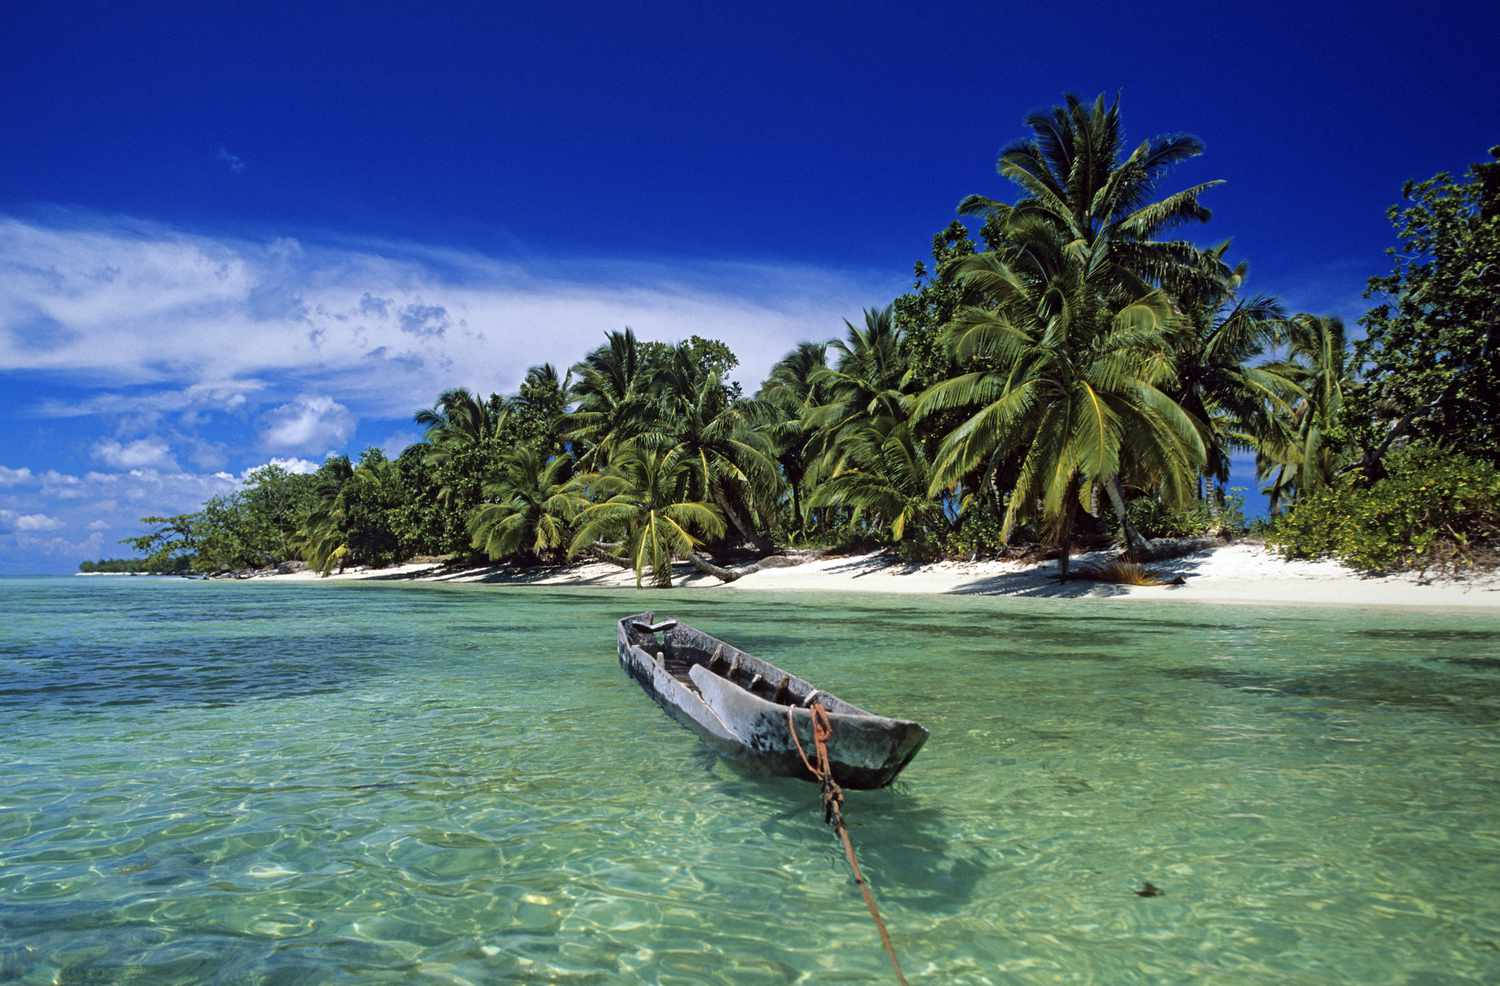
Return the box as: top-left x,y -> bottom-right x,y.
2,577 -> 1499,983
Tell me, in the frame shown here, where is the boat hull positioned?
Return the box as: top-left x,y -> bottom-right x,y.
617,612 -> 928,789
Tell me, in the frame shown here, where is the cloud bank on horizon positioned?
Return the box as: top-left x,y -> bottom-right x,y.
0,213 -> 892,571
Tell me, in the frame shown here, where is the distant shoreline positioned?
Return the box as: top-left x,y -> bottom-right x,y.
177,542 -> 1500,611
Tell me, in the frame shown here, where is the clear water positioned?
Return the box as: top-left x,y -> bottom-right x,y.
3,577 -> 1500,984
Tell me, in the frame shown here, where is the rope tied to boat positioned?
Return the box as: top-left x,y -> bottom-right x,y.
786,701 -> 910,986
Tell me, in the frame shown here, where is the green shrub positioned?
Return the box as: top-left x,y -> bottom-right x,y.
1267,444 -> 1500,575
1126,490 -> 1245,540
940,507 -> 1007,560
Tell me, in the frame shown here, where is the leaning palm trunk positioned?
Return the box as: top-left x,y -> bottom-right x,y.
585,542 -> 631,568
712,487 -> 773,554
1104,477 -> 1152,561
686,549 -> 827,584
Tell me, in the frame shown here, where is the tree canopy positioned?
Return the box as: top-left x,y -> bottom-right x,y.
108,102 -> 1499,582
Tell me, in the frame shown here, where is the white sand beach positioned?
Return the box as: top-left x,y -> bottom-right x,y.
250,542 -> 1500,610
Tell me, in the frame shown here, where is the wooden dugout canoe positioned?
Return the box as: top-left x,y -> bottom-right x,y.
616,612 -> 929,790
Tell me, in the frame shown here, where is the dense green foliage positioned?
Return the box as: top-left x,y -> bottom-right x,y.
78,556 -> 192,574
111,100 -> 1498,581
1262,148 -> 1500,573
1266,445 -> 1500,575
123,464 -> 321,573
1347,148 -> 1500,467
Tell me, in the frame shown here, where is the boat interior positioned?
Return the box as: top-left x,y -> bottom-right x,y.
626,618 -> 820,709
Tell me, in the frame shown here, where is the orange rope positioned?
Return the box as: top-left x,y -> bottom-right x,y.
787,702 -> 910,986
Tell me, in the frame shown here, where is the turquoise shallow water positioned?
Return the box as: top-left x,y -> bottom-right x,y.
3,577 -> 1500,984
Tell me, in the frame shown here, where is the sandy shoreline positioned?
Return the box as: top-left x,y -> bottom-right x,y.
237,543 -> 1500,610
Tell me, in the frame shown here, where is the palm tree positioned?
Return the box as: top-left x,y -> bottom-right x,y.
512,362 -> 571,454
415,387 -> 507,449
566,328 -> 653,467
298,456 -> 355,575
655,351 -> 780,552
567,443 -> 726,588
808,421 -> 946,553
803,305 -> 913,485
755,342 -> 830,536
297,453 -> 403,575
1255,315 -> 1353,512
467,448 -> 580,562
958,92 -> 1226,298
413,387 -> 509,511
1167,248 -> 1299,501
913,230 -> 1205,575
912,93 -> 1223,568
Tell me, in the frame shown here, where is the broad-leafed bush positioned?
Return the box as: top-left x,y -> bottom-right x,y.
1126,491 -> 1245,540
1267,444 -> 1500,575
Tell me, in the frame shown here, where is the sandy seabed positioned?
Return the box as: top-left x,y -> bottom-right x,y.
250,542 -> 1500,611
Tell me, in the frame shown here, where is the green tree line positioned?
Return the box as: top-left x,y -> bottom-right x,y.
110,97 -> 1500,582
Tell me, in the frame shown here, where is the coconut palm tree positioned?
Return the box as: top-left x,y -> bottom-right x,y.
512,362 -> 571,454
413,387 -> 510,513
467,448 -> 581,562
1167,248 -> 1299,500
803,305 -> 913,484
807,421 -> 946,553
913,227 -> 1205,575
755,342 -> 830,536
567,442 -> 726,588
566,328 -> 654,467
297,452 -> 404,575
297,457 -> 355,575
912,93 -> 1223,568
415,387 -> 508,450
1255,315 -> 1354,512
958,92 -> 1226,299
652,352 -> 780,552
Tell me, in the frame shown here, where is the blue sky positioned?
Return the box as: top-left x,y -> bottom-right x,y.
2,1 -> 1497,572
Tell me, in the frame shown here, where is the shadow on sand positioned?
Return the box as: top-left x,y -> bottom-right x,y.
948,550 -> 1213,599
351,547 -> 1221,600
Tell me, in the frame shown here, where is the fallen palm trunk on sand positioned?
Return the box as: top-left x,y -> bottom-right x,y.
684,548 -> 828,583
1130,536 -> 1223,562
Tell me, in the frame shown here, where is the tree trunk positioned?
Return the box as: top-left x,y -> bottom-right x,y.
790,481 -> 804,539
1104,476 -> 1150,562
686,549 -> 826,584
713,486 -> 774,554
585,543 -> 631,568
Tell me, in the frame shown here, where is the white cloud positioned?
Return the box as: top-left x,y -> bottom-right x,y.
0,213 -> 896,573
93,437 -> 178,470
33,379 -> 265,419
0,215 -> 892,417
16,513 -> 62,531
240,456 -> 321,480
0,509 -> 63,533
0,464 -> 249,572
78,467 -> 241,508
40,470 -> 85,499
258,396 -> 355,452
